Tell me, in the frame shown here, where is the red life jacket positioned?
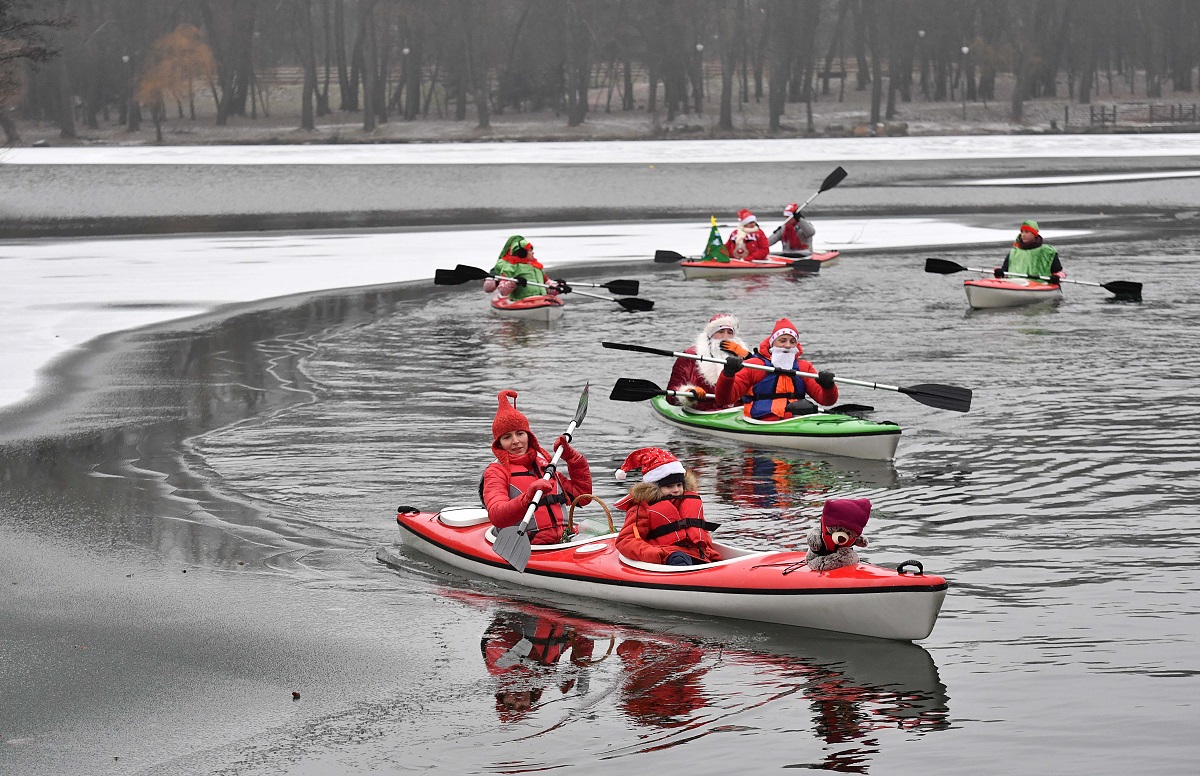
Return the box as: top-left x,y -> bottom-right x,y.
621,492 -> 719,551
502,456 -> 569,539
782,221 -> 810,252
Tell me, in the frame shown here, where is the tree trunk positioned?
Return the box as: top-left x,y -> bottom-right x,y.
767,0 -> 789,131
461,0 -> 490,128
718,0 -> 735,129
864,0 -> 883,125
0,111 -> 21,143
335,0 -> 352,110
361,3 -> 377,130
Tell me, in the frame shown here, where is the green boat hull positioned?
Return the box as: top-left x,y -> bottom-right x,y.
650,396 -> 902,461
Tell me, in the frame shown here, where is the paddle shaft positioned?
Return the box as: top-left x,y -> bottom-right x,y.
953,263 -> 1105,288
513,421 -> 576,535
486,270 -> 637,306
664,349 -> 900,393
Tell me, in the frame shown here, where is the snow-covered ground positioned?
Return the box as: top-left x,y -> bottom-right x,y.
0,217 -> 1087,411
5,133 -> 1200,165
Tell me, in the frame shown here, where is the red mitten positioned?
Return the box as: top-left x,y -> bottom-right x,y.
522,479 -> 555,504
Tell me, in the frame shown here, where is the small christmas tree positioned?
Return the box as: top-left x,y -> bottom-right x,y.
701,216 -> 730,263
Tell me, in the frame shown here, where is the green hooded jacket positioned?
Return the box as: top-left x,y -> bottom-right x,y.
491,236 -> 547,301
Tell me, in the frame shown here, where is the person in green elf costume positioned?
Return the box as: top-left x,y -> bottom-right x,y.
484,236 -> 567,302
994,220 -> 1064,284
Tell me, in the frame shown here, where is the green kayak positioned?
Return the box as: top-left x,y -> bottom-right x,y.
650,395 -> 902,461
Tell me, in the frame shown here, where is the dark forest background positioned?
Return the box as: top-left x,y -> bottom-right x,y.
4,0 -> 1200,143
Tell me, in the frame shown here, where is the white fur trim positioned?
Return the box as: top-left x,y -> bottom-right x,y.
643,460 -> 685,483
740,213 -> 758,226
692,334 -> 748,387
704,313 -> 739,339
770,327 -> 799,343
614,468 -> 627,480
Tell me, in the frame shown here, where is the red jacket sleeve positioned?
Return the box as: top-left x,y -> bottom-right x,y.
716,366 -> 759,408
615,507 -> 673,563
482,463 -> 529,528
558,448 -> 592,502
798,359 -> 839,406
666,356 -> 695,404
745,233 -> 770,262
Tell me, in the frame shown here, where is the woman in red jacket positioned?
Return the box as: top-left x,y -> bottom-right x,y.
481,390 -> 592,544
725,209 -> 771,262
613,448 -> 721,566
715,318 -> 839,420
666,312 -> 750,411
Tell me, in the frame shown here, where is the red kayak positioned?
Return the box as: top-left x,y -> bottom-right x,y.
392,506 -> 947,641
681,251 -> 840,279
489,294 -> 565,321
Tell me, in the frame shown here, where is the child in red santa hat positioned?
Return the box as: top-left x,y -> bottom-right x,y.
805,498 -> 870,571
481,390 -> 592,544
724,209 -> 771,262
666,312 -> 751,411
613,448 -> 721,566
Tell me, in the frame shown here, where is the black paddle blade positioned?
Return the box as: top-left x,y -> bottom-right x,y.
1103,280 -> 1142,299
602,341 -> 677,358
924,258 -> 968,275
899,383 -> 973,413
602,279 -> 639,296
493,525 -> 532,572
827,403 -> 875,416
821,166 -> 848,192
610,378 -> 667,403
789,259 -> 821,273
617,297 -> 654,312
654,249 -> 687,263
454,264 -> 492,281
434,268 -> 471,285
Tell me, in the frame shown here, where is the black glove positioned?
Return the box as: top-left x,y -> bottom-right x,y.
785,399 -> 817,416
515,277 -> 528,287
554,281 -> 572,294
722,356 -> 743,378
816,370 -> 835,390
993,267 -> 1005,279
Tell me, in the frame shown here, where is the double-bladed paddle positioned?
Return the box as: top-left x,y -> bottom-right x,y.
435,264 -> 654,311
492,384 -> 590,573
609,377 -> 876,416
652,248 -> 820,273
923,257 -> 1142,300
602,342 -> 972,413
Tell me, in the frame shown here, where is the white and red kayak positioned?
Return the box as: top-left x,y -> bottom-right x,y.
490,294 -> 565,321
680,251 -> 839,280
392,506 -> 947,641
768,251 -> 841,267
964,277 -> 1062,309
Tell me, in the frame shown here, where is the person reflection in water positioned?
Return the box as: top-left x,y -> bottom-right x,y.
482,612 -> 596,721
616,638 -> 710,727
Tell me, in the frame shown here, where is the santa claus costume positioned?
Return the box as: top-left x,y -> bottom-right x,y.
666,312 -> 750,411
724,209 -> 771,262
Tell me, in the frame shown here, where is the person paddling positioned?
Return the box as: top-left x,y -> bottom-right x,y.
482,390 -> 592,545
725,209 -> 771,262
613,447 -> 721,567
768,202 -> 817,257
666,312 -> 751,411
994,220 -> 1064,284
484,236 -> 568,301
714,318 -> 838,420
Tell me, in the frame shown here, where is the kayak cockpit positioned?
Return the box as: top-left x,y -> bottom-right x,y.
435,506 -> 617,550
617,542 -> 771,573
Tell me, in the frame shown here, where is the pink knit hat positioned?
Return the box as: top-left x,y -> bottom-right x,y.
821,498 -> 871,543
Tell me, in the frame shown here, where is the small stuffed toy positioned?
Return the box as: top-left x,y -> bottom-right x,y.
805,498 -> 870,571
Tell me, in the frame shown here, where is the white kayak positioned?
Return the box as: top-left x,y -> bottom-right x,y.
490,294 -> 565,321
964,277 -> 1062,309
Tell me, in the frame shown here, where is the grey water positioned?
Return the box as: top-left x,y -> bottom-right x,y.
3,214 -> 1199,774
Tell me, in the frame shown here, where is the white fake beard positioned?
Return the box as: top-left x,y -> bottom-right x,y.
769,346 -> 797,370
694,333 -> 747,385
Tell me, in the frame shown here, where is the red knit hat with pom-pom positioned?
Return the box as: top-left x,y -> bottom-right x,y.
492,389 -> 532,445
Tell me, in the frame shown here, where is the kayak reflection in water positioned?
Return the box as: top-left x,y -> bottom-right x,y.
666,312 -> 749,411
481,612 -> 602,721
616,638 -> 711,727
481,390 -> 593,545
613,447 -> 721,567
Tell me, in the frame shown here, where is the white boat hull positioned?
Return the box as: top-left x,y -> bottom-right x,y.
396,529 -> 945,641
964,279 -> 1062,309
